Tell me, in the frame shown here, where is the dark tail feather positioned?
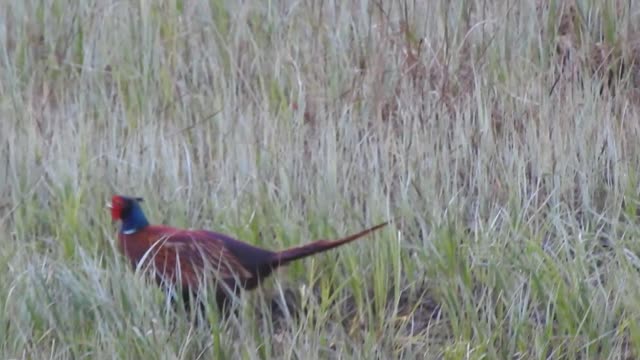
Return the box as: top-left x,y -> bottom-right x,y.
270,221 -> 390,267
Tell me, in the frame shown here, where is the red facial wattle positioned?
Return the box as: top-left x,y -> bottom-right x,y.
109,196 -> 124,220
110,206 -> 122,220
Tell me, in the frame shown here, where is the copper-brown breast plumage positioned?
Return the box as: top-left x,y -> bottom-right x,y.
120,227 -> 253,289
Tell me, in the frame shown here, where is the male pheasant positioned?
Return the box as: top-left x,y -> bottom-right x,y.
107,195 -> 389,315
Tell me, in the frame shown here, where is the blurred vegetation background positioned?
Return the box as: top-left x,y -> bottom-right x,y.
1,0 -> 640,358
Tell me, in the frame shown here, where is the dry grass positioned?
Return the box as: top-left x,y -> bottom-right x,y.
2,0 -> 640,358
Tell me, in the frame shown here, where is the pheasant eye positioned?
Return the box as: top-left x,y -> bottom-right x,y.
110,196 -> 128,211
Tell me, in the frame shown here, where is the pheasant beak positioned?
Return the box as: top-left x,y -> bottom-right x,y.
106,202 -> 115,223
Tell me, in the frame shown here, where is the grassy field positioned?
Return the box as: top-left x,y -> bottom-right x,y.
2,0 -> 640,358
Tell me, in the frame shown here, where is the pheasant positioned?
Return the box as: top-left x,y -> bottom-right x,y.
107,195 -> 389,316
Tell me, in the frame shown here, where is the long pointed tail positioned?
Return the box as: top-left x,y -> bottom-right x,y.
270,221 -> 390,268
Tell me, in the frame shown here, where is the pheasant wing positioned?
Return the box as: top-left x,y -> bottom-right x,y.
142,230 -> 253,289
